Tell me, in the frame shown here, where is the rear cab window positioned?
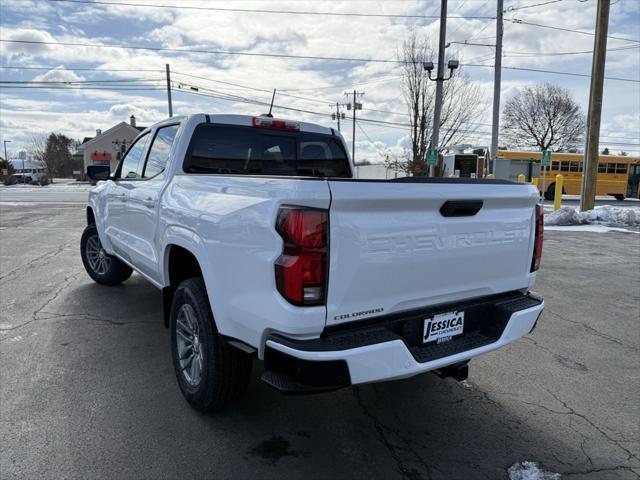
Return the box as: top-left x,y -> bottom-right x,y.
183,124 -> 352,178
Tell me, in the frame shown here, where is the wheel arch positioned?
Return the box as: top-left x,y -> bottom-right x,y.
161,228 -> 209,328
86,206 -> 96,225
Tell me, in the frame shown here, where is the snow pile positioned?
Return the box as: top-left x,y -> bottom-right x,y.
545,206 -> 640,227
508,461 -> 561,480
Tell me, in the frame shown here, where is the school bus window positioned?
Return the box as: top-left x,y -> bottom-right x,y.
570,161 -> 580,172
560,161 -> 570,172
598,163 -> 607,173
607,163 -> 617,173
616,163 -> 628,174
551,161 -> 559,170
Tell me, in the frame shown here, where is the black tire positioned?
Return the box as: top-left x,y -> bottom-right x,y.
25,177 -> 32,184
614,194 -> 625,201
544,183 -> 555,201
170,277 -> 252,412
80,224 -> 133,285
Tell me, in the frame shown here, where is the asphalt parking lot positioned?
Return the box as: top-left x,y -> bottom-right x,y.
1,193 -> 639,480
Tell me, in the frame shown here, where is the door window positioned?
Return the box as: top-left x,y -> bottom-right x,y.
143,125 -> 179,178
119,133 -> 149,179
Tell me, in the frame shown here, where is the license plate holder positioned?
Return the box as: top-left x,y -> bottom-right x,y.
423,310 -> 465,344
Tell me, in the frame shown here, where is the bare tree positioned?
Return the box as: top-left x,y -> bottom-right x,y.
398,32 -> 484,176
502,83 -> 585,151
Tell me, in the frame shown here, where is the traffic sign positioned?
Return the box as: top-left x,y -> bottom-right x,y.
541,149 -> 551,166
427,148 -> 438,166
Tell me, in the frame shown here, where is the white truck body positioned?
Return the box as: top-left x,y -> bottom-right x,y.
85,113 -> 544,399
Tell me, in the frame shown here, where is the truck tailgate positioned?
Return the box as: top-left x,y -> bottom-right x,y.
326,179 -> 540,326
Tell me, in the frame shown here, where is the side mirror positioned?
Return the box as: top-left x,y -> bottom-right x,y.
87,165 -> 111,181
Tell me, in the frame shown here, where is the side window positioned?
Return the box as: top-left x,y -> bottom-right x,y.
551,160 -> 559,171
560,161 -> 570,172
598,163 -> 607,173
119,133 -> 149,179
143,125 -> 179,178
607,162 -> 617,174
616,163 -> 628,174
569,161 -> 580,172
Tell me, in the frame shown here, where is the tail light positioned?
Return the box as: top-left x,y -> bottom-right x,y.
531,204 -> 544,272
275,207 -> 328,306
253,116 -> 300,132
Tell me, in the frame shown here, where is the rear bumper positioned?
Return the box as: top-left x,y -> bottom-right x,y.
262,292 -> 543,391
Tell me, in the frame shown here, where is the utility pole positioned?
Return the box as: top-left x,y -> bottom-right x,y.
580,0 -> 610,212
345,90 -> 363,164
165,63 -> 173,118
490,0 -> 503,176
3,140 -> 10,165
430,0 -> 448,177
331,102 -> 346,131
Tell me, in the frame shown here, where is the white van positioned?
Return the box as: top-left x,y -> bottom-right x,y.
10,160 -> 47,184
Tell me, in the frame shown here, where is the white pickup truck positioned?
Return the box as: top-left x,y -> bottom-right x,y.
83,114 -> 544,411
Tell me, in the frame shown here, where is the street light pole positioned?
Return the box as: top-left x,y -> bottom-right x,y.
3,140 -> 10,164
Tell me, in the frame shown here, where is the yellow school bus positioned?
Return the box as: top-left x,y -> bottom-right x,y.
497,150 -> 639,200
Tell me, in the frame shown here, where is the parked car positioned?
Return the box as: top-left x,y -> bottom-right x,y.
82,114 -> 544,411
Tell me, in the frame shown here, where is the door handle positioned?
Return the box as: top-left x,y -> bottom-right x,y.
143,197 -> 156,209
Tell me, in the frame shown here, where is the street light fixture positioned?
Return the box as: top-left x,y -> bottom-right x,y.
424,59 -> 459,81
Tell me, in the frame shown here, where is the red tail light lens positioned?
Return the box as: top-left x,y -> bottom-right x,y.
275,207 -> 328,306
531,204 -> 544,272
252,116 -> 300,132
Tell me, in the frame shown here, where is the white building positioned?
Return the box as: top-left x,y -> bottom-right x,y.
81,115 -> 144,173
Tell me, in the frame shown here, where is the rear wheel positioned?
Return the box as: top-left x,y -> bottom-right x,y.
544,183 -> 555,201
614,194 -> 625,201
170,277 -> 252,411
80,224 -> 133,285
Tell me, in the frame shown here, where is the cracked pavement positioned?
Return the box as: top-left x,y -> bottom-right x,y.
1,198 -> 639,479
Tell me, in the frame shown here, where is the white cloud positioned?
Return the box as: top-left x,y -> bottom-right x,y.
32,67 -> 86,83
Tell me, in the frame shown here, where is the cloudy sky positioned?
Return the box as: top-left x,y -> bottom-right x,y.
1,0 -> 639,162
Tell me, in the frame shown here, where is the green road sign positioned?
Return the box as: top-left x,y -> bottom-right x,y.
427,148 -> 438,166
541,149 -> 551,166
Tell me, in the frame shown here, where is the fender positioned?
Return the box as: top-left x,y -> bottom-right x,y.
160,225 -> 220,329
88,184 -> 113,253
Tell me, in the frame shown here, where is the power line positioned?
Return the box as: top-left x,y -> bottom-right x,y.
0,65 -> 164,72
0,78 -> 162,84
505,44 -> 640,57
0,38 -> 408,64
0,85 -> 164,90
46,0 -> 496,19
505,0 -> 564,13
2,39 -> 639,83
505,18 -> 640,43
499,64 -> 639,82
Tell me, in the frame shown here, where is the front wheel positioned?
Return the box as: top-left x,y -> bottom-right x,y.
614,194 -> 625,201
170,278 -> 252,411
80,224 -> 133,285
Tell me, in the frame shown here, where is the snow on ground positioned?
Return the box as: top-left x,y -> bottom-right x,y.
545,205 -> 640,228
546,224 -> 639,234
0,182 -> 93,192
508,461 -> 561,480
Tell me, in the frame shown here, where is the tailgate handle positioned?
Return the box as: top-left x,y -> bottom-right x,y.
440,200 -> 483,217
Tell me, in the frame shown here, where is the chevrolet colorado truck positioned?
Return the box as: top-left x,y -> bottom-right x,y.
82,114 -> 544,411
